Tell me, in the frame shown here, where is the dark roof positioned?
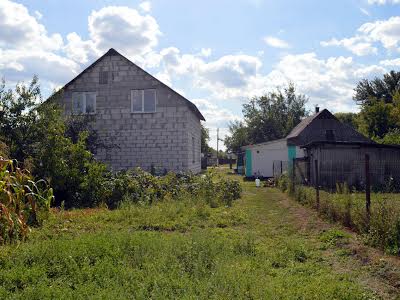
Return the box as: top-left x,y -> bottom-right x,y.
286,109 -> 332,139
54,48 -> 205,121
301,140 -> 400,149
286,108 -> 372,146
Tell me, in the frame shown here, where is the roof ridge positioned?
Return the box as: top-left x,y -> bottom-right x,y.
53,48 -> 205,121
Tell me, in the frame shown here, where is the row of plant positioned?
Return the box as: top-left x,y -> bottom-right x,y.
81,167 -> 242,209
0,159 -> 54,244
277,173 -> 400,255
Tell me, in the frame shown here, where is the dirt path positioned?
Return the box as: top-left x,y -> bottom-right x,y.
237,178 -> 400,299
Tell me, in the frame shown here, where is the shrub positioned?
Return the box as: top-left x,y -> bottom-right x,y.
0,158 -> 53,244
106,169 -> 242,209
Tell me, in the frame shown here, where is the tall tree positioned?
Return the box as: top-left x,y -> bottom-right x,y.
201,124 -> 210,153
224,83 -> 308,152
354,70 -> 400,105
224,121 -> 249,153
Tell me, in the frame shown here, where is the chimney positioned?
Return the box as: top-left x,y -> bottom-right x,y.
315,106 -> 320,113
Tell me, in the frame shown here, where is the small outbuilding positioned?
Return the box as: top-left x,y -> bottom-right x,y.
241,139 -> 303,178
241,107 -> 374,178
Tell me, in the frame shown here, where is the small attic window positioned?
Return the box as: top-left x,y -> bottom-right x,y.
326,129 -> 335,141
99,71 -> 108,84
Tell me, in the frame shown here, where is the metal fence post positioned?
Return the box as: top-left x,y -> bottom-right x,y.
314,159 -> 320,210
365,154 -> 371,223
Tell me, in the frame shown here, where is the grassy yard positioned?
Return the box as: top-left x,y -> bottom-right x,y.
1,167 -> 400,299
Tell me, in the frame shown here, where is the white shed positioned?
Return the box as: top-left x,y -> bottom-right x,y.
242,139 -> 303,178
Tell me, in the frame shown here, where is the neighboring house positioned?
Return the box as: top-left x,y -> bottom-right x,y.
55,48 -> 205,173
241,107 -> 373,178
242,139 -> 302,178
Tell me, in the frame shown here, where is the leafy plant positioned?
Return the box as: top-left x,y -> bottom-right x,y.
0,158 -> 53,244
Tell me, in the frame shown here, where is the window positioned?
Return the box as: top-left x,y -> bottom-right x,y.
99,71 -> 108,84
131,89 -> 156,113
72,92 -> 96,114
325,129 -> 335,141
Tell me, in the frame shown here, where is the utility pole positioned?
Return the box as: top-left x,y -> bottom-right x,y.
216,128 -> 224,167
216,128 -> 219,166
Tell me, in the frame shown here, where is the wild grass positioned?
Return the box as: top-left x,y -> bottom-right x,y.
0,170 -> 378,299
278,174 -> 400,255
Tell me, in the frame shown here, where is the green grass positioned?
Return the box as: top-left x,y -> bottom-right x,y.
1,168 -> 398,299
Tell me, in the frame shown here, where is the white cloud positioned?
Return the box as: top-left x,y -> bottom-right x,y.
358,16 -> 400,51
0,0 -> 63,51
368,0 -> 400,4
34,10 -> 43,20
260,52 -> 387,112
87,6 -> 161,57
380,58 -> 400,66
139,1 -> 152,12
64,32 -> 98,64
0,49 -> 80,84
192,99 -> 241,150
263,36 -> 290,49
360,8 -> 370,16
321,36 -> 377,56
200,48 -> 212,57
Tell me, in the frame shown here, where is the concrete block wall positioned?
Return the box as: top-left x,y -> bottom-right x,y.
59,52 -> 202,173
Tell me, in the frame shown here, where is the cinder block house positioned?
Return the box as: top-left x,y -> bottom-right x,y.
56,48 -> 205,173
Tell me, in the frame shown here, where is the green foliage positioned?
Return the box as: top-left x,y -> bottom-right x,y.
0,177 -> 373,299
357,100 -> 398,140
334,112 -> 358,129
0,77 -> 41,162
105,169 -> 242,209
201,124 -> 210,154
0,159 -> 53,244
283,184 -> 400,255
354,70 -> 400,105
224,120 -> 250,153
224,83 -> 308,152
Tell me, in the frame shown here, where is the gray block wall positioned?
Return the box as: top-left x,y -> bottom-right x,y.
58,52 -> 202,173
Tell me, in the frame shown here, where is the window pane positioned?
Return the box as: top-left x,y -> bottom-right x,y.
72,92 -> 85,114
143,89 -> 156,112
86,93 -> 96,114
131,90 -> 142,112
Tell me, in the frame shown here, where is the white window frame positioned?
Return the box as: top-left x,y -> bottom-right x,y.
72,92 -> 96,115
131,89 -> 157,113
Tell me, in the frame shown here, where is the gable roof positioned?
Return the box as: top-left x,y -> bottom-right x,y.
286,108 -> 373,145
56,48 -> 205,121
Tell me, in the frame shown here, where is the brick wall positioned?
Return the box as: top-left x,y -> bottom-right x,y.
58,52 -> 202,173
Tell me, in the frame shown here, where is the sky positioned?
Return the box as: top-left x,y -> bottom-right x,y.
1,0 -> 400,150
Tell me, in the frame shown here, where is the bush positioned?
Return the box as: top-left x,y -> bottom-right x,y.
0,159 -> 53,244
105,169 -> 242,209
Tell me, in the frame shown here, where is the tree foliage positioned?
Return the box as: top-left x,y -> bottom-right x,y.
224,83 -> 308,152
201,124 -> 210,154
353,71 -> 400,143
0,77 -> 110,208
354,70 -> 400,105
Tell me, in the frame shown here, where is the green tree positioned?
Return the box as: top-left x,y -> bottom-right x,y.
334,112 -> 358,129
224,120 -> 249,153
0,76 -> 41,162
225,83 -> 308,152
201,124 -> 210,154
354,70 -> 400,105
0,77 -> 110,207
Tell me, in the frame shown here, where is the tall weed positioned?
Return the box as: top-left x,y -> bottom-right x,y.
0,159 -> 54,244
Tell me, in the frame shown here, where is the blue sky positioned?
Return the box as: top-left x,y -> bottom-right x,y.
1,0 -> 400,149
